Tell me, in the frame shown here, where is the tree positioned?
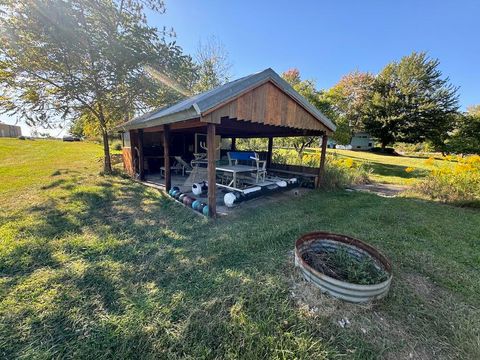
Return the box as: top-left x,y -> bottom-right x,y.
192,36 -> 232,94
447,106 -> 480,154
0,0 -> 196,173
330,117 -> 351,145
324,71 -> 376,132
68,116 -> 86,138
281,69 -> 338,161
363,64 -> 403,149
321,71 -> 376,146
365,52 -> 459,149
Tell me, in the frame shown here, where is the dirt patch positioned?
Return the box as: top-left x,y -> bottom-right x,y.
350,183 -> 409,197
402,273 -> 437,299
289,269 -> 371,319
288,256 -> 453,359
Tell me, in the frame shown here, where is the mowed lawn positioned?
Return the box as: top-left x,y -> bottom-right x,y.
1,138 -> 479,359
325,149 -> 449,185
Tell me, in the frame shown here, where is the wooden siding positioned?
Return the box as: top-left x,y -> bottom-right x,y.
122,147 -> 134,176
201,81 -> 331,134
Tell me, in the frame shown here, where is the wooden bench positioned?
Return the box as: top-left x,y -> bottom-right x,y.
267,168 -> 318,188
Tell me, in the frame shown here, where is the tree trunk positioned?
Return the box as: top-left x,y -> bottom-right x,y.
102,129 -> 112,174
297,150 -> 304,166
381,142 -> 387,152
97,105 -> 112,175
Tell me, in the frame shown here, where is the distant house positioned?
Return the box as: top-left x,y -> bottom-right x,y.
350,132 -> 374,150
0,122 -> 22,138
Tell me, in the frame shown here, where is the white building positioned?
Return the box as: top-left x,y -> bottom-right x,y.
0,122 -> 22,138
350,132 -> 374,150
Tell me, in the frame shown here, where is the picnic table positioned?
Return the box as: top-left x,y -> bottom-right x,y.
215,164 -> 258,188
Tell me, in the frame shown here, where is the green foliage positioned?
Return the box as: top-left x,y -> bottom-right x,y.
365,52 -> 459,148
0,0 -> 197,173
331,117 -> 351,145
272,149 -> 371,188
303,247 -> 388,285
281,69 -> 337,157
68,116 -> 86,138
235,138 -> 268,151
323,71 -> 376,132
447,107 -> 480,154
394,142 -> 436,155
323,53 -> 460,150
275,136 -> 317,161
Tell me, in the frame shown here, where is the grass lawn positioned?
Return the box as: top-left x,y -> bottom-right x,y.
1,138 -> 479,359
325,149 -> 448,185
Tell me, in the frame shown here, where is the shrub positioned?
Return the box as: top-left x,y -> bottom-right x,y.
414,155 -> 480,207
322,157 -> 371,189
110,141 -> 122,151
272,149 -> 371,189
394,142 -> 435,154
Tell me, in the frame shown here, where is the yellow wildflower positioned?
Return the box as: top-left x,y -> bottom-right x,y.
424,157 -> 435,166
343,158 -> 354,168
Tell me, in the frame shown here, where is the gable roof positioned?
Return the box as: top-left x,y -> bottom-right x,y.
120,68 -> 336,132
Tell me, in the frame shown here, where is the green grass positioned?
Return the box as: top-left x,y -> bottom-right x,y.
1,138 -> 479,359
325,149 -> 448,185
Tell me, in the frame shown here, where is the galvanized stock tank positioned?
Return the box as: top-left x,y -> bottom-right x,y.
295,231 -> 393,303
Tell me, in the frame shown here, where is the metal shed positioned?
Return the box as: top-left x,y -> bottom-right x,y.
118,68 -> 336,217
0,122 -> 22,138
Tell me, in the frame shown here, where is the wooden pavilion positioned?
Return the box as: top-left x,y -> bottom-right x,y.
118,68 -> 336,217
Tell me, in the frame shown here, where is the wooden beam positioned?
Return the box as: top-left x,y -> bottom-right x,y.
207,123 -> 217,218
138,129 -> 145,181
141,118 -> 206,133
126,130 -> 135,176
231,137 -> 236,151
163,125 -> 171,191
217,118 -> 324,138
266,137 -> 273,169
317,134 -> 328,188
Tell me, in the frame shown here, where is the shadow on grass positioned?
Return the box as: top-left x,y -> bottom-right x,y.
1,172 -> 479,359
2,172 -> 354,358
367,161 -> 429,180
334,152 -> 429,181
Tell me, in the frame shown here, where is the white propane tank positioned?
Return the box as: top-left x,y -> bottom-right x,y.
224,192 -> 237,207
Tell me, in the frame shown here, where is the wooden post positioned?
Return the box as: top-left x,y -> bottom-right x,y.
138,129 -> 145,181
266,137 -> 273,169
207,123 -> 217,218
317,133 -> 328,188
126,130 -> 134,177
163,125 -> 171,191
231,137 -> 236,151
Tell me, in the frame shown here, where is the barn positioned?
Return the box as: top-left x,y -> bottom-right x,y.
117,68 -> 336,217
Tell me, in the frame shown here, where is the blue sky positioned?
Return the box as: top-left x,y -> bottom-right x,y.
3,0 -> 479,136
